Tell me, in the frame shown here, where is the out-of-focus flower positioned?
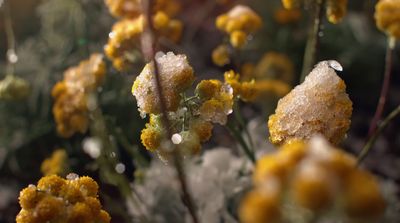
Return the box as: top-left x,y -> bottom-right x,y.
128,148 -> 251,223
52,54 -> 105,138
105,0 -> 180,19
211,44 -> 231,67
104,14 -> 183,72
0,75 -> 30,100
41,149 -> 69,176
240,136 -> 386,223
281,0 -> 348,24
254,52 -> 295,84
132,52 -> 194,116
16,174 -> 110,223
375,0 -> 400,39
268,60 -> 352,146
216,5 -> 262,48
274,8 -> 302,24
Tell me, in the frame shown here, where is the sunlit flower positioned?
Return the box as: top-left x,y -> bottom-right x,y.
375,0 -> 400,39
41,149 -> 69,176
52,54 -> 106,138
16,174 -> 110,223
268,60 -> 352,145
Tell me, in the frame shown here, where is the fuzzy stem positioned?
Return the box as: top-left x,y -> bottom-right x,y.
300,0 -> 325,82
368,37 -> 396,136
141,1 -> 199,223
358,104 -> 400,166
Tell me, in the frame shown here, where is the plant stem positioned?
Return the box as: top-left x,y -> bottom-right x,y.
141,1 -> 199,223
2,0 -> 17,75
233,102 -> 255,152
357,105 -> 400,166
300,0 -> 325,82
368,37 -> 396,136
227,120 -> 256,164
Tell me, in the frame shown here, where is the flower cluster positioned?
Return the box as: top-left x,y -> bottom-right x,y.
240,137 -> 386,223
133,52 -> 233,161
104,0 -> 180,19
268,60 -> 352,146
52,54 -> 106,138
375,0 -> 400,39
211,44 -> 230,67
104,0 -> 183,71
128,148 -> 251,223
41,149 -> 69,176
282,0 -> 348,24
16,174 -> 110,223
216,5 -> 262,48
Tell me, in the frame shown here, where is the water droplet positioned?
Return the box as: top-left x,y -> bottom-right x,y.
328,60 -> 343,72
66,173 -> 79,180
115,163 -> 126,174
7,49 -> 18,64
318,31 -> 324,37
171,133 -> 182,145
82,137 -> 102,159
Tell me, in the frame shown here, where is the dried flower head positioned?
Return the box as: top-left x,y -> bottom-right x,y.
132,52 -> 194,117
16,174 -> 110,223
268,60 -> 352,145
375,0 -> 400,39
52,54 -> 106,138
41,149 -> 69,176
240,136 -> 386,223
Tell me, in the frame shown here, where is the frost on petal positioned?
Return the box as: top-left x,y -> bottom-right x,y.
268,60 -> 352,145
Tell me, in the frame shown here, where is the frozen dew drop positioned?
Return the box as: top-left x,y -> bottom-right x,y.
109,32 -> 115,39
226,109 -> 233,115
7,49 -> 18,64
66,173 -> 79,181
115,163 -> 126,174
171,133 -> 182,145
328,60 -> 343,72
318,31 -> 324,37
82,137 -> 102,159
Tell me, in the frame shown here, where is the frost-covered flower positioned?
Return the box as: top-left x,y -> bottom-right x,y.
216,5 -> 262,48
132,52 -> 194,116
16,174 -> 110,223
268,60 -> 352,146
128,148 -> 252,223
240,136 -> 386,223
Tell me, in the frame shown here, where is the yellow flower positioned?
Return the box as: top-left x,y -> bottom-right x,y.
16,174 -> 110,223
190,119 -> 213,143
274,8 -> 301,24
239,190 -> 281,223
375,0 -> 400,39
52,54 -> 106,138
343,170 -> 386,219
105,0 -> 181,18
326,0 -> 347,24
41,149 -> 69,176
212,44 -> 231,66
132,52 -> 194,116
141,125 -> 162,152
253,154 -> 288,186
268,61 -> 352,145
281,0 -> 301,9
216,5 -> 262,48
254,52 -> 295,84
196,79 -> 223,100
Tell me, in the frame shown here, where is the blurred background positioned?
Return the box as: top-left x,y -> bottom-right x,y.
0,0 -> 399,222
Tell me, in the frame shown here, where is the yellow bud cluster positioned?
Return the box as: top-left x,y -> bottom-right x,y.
375,0 -> 400,39
196,79 -> 234,125
240,137 -> 386,223
212,44 -> 231,67
52,54 -> 106,138
281,0 -> 347,24
216,5 -> 262,48
105,0 -> 180,19
16,175 -> 111,223
104,13 -> 183,72
41,149 -> 69,176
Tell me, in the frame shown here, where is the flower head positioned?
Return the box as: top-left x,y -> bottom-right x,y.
16,174 -> 110,223
41,149 -> 69,176
105,0 -> 181,18
375,0 -> 400,39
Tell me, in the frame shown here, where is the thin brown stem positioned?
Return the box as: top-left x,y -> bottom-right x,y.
368,37 -> 396,136
141,1 -> 199,223
300,0 -> 325,82
358,105 -> 400,166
